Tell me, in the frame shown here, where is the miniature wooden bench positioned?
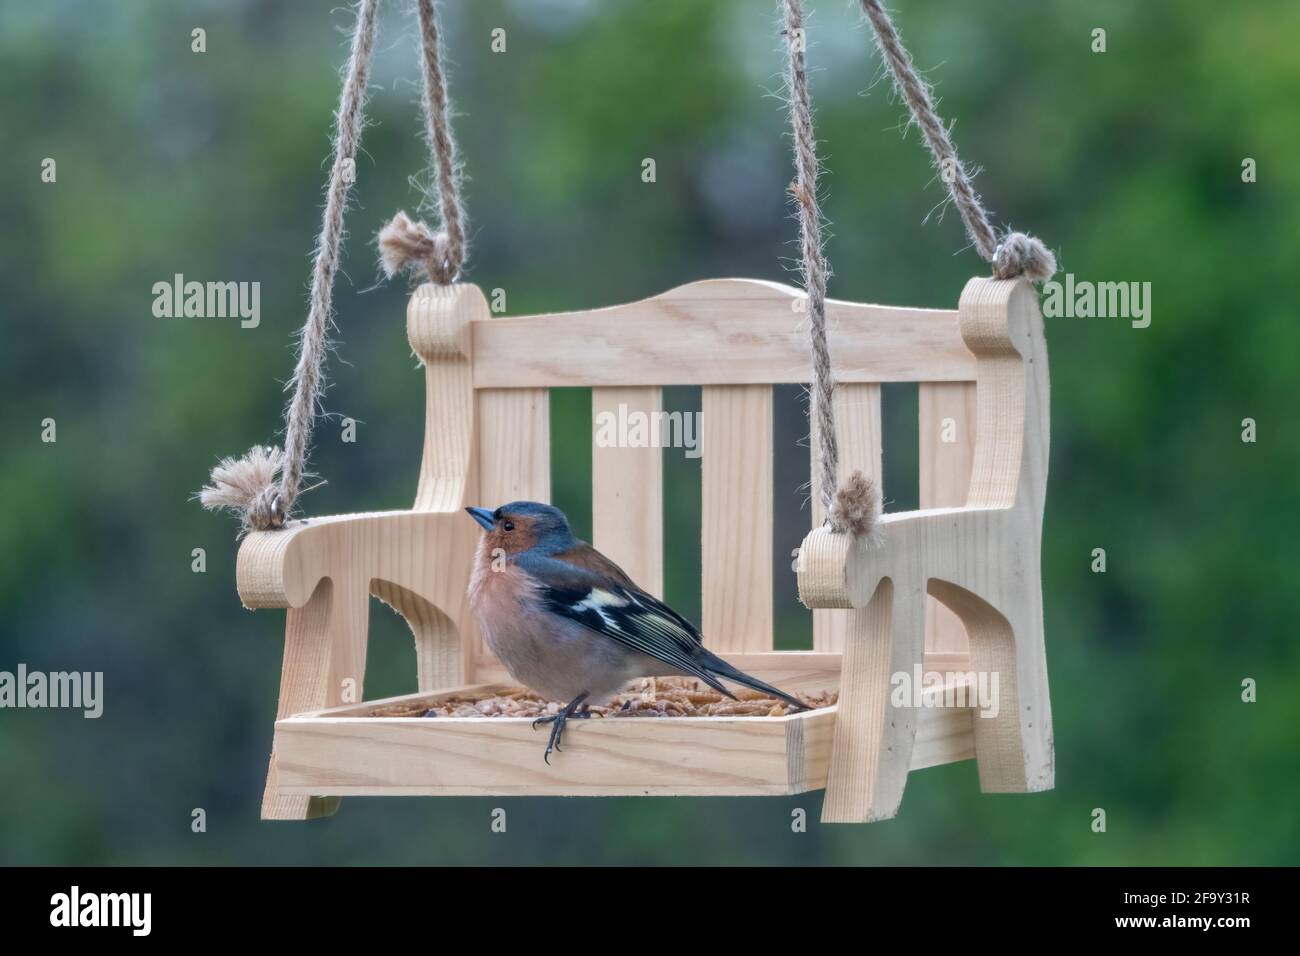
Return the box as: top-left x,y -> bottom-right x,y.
236,275 -> 1053,823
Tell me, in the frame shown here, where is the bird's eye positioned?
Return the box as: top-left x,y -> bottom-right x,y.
502,520 -> 515,532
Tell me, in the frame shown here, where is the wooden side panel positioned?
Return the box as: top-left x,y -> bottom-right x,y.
799,278 -> 1056,815
257,282 -> 485,820
810,383 -> 882,652
919,382 -> 976,658
591,387 -> 664,596
701,385 -> 773,652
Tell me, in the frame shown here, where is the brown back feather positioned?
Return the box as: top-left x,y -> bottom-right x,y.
552,543 -> 639,591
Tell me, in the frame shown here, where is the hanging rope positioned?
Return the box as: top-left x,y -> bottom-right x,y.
782,0 -> 880,538
202,0 -> 468,532
378,0 -> 467,282
857,0 -> 1056,281
782,0 -> 1055,537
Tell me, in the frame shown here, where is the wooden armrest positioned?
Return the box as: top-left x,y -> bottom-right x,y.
797,505 -> 1008,610
236,509 -> 471,610
248,508 -> 480,820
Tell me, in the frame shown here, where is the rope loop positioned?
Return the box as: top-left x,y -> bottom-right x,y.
781,0 -> 1054,538
382,0 -> 468,286
857,0 -> 1055,282
201,0 -> 468,533
379,211 -> 460,284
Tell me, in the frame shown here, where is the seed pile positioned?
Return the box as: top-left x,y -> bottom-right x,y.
366,677 -> 837,719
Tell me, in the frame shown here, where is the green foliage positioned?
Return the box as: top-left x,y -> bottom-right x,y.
1,0 -> 1296,865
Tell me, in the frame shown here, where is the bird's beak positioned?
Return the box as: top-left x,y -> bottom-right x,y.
465,507 -> 495,531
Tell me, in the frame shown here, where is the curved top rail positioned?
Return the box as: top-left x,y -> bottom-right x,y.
469,278 -> 975,388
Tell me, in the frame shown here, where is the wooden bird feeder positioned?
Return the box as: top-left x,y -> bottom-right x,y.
237,275 -> 1054,823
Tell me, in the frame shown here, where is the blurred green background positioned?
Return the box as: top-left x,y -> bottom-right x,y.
2,0 -> 1297,865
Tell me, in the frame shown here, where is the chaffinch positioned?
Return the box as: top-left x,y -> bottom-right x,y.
465,500 -> 807,761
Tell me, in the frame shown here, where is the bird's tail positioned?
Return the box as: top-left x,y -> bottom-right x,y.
694,647 -> 809,711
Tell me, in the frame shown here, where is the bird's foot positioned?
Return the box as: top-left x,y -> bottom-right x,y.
532,693 -> 592,764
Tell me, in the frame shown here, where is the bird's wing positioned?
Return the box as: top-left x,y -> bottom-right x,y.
516,548 -> 733,697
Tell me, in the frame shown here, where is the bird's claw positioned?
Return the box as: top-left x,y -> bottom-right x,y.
532,695 -> 591,763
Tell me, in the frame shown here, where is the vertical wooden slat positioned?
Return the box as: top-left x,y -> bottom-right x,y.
477,390 -> 551,506
701,385 -> 773,652
810,383 -> 883,652
591,386 -> 663,596
475,388 -> 551,665
919,381 -> 976,661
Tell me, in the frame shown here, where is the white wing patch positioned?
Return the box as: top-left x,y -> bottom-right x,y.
571,587 -> 629,628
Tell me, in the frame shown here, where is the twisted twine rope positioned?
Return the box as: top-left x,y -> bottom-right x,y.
202,0 -> 467,532
782,0 -> 1054,536
378,0 -> 467,283
857,0 -> 1056,281
781,0 -> 876,537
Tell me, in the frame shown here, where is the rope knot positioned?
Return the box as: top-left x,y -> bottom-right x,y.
828,470 -> 883,541
378,210 -> 460,284
992,231 -> 1057,283
199,445 -> 286,533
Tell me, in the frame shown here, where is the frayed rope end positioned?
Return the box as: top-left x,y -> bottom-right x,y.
828,470 -> 883,542
992,231 -> 1056,283
378,210 -> 459,285
198,445 -> 285,533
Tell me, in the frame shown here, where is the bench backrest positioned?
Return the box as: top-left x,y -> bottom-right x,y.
406,277 -> 1011,675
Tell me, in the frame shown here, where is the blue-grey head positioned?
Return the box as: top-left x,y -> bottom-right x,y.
465,500 -> 578,558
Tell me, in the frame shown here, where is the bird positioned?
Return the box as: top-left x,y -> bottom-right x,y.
464,500 -> 807,762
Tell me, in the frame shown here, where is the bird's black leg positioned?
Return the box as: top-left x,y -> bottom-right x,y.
531,692 -> 591,764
